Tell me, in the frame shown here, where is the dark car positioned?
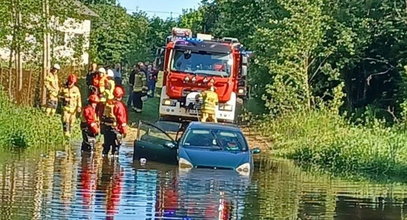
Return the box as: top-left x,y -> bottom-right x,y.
133,120 -> 183,164
134,121 -> 260,175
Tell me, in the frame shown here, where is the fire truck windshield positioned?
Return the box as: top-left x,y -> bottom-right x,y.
171,50 -> 232,77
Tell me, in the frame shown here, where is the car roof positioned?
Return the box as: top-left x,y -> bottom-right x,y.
187,122 -> 241,132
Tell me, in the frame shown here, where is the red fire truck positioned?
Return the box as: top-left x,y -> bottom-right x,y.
156,28 -> 251,123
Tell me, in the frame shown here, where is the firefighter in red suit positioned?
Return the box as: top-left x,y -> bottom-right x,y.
81,94 -> 100,152
101,86 -> 128,156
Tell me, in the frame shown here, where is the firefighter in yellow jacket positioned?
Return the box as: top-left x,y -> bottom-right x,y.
96,68 -> 115,118
60,74 -> 82,137
99,69 -> 115,103
199,85 -> 219,123
44,64 -> 61,116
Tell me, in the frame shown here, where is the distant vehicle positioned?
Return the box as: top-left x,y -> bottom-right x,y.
134,121 -> 261,175
155,27 -> 252,123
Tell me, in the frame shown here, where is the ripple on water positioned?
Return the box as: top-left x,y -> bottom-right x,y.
0,147 -> 406,219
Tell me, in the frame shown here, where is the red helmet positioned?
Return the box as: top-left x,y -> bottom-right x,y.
113,86 -> 125,98
67,74 -> 78,84
88,94 -> 100,103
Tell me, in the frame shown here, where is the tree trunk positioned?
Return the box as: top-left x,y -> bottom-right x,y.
27,70 -> 33,105
16,0 -> 22,93
8,0 -> 16,98
7,49 -> 14,98
0,66 -> 3,86
304,55 -> 311,109
41,0 -> 50,106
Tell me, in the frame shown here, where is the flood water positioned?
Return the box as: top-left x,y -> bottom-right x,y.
1,143 -> 407,219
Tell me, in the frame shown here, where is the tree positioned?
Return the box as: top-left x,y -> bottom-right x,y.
146,17 -> 177,60
252,0 -> 329,113
88,4 -> 149,66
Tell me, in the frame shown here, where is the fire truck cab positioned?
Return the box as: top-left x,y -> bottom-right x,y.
157,28 -> 250,123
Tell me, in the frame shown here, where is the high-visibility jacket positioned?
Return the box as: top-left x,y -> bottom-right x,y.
82,105 -> 100,134
102,100 -> 128,135
133,72 -> 147,92
60,85 -> 82,113
99,76 -> 115,102
201,90 -> 218,114
45,73 -> 59,99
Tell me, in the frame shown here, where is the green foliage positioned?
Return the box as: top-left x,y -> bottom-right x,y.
179,9 -> 205,34
179,1 -> 218,34
179,0 -> 407,121
88,5 -> 149,65
257,0 -> 328,113
0,90 -> 65,148
256,110 -> 407,177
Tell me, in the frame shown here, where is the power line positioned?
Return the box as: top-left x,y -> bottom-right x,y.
127,9 -> 181,15
144,10 -> 181,15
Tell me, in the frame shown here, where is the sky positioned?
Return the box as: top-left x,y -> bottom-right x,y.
117,0 -> 202,19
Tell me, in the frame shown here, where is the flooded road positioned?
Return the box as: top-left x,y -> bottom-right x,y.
0,143 -> 407,219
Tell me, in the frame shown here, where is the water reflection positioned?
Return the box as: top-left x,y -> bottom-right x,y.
0,145 -> 406,219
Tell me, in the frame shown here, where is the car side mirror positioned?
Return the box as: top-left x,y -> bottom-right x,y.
163,141 -> 177,149
241,65 -> 248,76
251,147 -> 261,154
242,56 -> 249,65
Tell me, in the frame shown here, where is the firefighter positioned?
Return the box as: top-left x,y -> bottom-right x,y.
101,86 -> 128,156
86,63 -> 98,95
89,67 -> 104,96
44,64 -> 60,116
132,64 -> 148,113
104,69 -> 116,101
81,94 -> 100,152
199,85 -> 219,123
60,74 -> 82,137
97,69 -> 115,118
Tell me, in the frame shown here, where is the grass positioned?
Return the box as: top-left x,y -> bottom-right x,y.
126,71 -> 163,125
255,109 -> 407,179
0,90 -> 66,148
127,94 -> 160,125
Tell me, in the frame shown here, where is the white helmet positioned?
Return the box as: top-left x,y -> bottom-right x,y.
98,67 -> 106,74
53,64 -> 61,70
107,69 -> 114,78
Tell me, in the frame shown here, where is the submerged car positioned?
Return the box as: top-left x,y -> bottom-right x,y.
134,121 -> 261,175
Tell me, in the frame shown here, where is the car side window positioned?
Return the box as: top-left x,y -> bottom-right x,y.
139,124 -> 172,145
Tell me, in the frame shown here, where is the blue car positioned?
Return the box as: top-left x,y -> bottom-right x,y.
134,121 -> 261,175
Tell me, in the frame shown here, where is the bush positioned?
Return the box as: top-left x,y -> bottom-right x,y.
256,109 -> 407,177
0,91 -> 65,148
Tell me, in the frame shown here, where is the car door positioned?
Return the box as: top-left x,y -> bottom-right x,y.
134,121 -> 178,164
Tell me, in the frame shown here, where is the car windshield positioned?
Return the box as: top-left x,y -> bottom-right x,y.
171,50 -> 232,77
182,128 -> 247,151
